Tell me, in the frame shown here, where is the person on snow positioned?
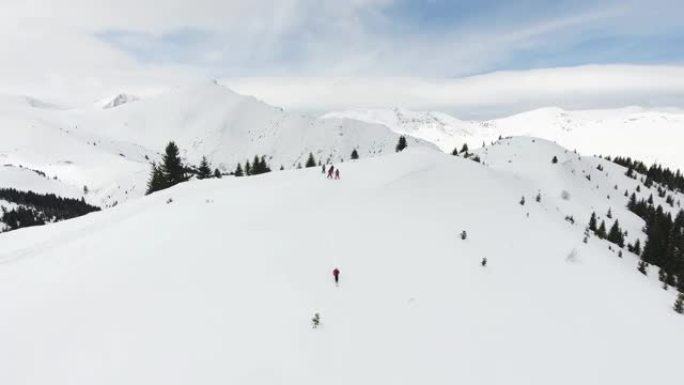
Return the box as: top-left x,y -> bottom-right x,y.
481,257 -> 487,267
333,268 -> 340,286
334,169 -> 340,180
327,165 -> 335,179
321,164 -> 326,174
312,312 -> 320,328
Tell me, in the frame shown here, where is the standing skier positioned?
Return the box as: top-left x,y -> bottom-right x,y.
334,169 -> 340,180
321,164 -> 326,174
327,166 -> 335,179
333,268 -> 340,286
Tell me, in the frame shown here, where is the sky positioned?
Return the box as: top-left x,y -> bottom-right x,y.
0,0 -> 683,117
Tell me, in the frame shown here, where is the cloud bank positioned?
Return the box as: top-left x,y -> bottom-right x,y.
224,65 -> 684,118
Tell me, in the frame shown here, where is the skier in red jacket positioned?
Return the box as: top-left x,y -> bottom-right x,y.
327,166 -> 335,179
333,268 -> 340,286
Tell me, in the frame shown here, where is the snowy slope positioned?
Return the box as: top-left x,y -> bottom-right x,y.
0,139 -> 682,385
324,106 -> 684,170
74,82 -> 431,170
323,107 -> 477,153
0,84 -> 430,207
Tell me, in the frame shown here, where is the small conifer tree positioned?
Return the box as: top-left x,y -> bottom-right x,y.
674,294 -> 684,314
589,212 -> 598,232
637,260 -> 648,276
234,163 -> 244,177
597,220 -> 607,239
396,136 -> 408,152
197,156 -> 212,180
306,152 -> 317,168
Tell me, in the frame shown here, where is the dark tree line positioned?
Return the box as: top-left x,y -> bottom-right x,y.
235,155 -> 271,177
627,195 -> 684,292
147,142 -> 226,195
0,188 -> 100,232
612,155 -> 684,192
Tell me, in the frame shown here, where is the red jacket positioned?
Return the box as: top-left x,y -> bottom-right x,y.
333,268 -> 340,278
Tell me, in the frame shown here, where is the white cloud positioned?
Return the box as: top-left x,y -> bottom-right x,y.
223,65 -> 684,118
0,0 -> 681,113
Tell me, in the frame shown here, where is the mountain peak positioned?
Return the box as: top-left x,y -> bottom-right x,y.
100,93 -> 140,109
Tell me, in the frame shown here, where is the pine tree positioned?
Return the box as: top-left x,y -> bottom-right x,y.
306,152 -> 317,168
551,156 -> 558,164
161,141 -> 187,186
197,156 -> 212,180
589,211 -> 598,232
145,163 -> 166,195
659,268 -> 668,289
234,163 -> 244,177
674,293 -> 684,314
633,238 -> 641,255
396,136 -> 408,152
460,143 -> 469,155
351,149 -> 359,160
214,168 -> 222,178
451,147 -> 459,156
638,260 -> 648,276
597,220 -> 607,239
606,208 -> 612,219
260,156 -> 271,174
245,160 -> 252,176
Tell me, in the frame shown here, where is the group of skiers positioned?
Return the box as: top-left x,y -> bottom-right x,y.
323,165 -> 340,180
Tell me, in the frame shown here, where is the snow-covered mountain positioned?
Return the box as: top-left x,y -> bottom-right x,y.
0,83 -> 431,208
0,138 -> 681,384
98,93 -> 140,109
323,106 -> 684,170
